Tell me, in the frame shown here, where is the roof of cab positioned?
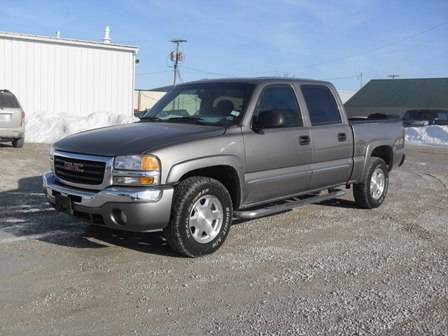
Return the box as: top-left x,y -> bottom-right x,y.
179,77 -> 331,85
149,77 -> 332,92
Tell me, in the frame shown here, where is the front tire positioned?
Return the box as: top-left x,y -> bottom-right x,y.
353,157 -> 389,209
164,177 -> 233,257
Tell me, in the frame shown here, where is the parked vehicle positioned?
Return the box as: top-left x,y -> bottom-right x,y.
43,78 -> 406,257
403,109 -> 448,127
0,90 -> 25,147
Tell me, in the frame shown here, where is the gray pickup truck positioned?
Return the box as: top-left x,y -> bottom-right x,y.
43,78 -> 405,257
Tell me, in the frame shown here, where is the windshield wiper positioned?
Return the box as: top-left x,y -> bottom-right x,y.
164,116 -> 210,124
140,116 -> 164,122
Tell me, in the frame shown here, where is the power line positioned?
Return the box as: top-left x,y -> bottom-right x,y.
182,65 -> 233,77
307,21 -> 448,69
137,70 -> 172,77
387,74 -> 400,79
319,74 -> 359,81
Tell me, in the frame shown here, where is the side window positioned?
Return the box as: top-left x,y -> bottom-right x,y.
255,85 -> 303,127
301,85 -> 342,126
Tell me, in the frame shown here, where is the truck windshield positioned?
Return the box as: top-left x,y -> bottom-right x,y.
142,83 -> 255,126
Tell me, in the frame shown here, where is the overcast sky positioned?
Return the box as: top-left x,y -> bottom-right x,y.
1,0 -> 447,91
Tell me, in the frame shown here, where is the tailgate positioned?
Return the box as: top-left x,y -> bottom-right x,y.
0,108 -> 22,128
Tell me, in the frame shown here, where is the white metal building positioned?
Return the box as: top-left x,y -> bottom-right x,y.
0,30 -> 138,143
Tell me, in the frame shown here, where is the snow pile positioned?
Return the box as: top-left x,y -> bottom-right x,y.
26,112 -> 136,143
405,125 -> 448,146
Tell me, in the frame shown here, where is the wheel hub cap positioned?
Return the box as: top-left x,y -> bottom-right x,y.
189,195 -> 224,244
370,168 -> 385,200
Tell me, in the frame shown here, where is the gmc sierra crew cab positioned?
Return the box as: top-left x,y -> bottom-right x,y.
43,78 -> 405,257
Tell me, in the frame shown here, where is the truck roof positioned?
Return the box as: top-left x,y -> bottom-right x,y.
176,77 -> 332,86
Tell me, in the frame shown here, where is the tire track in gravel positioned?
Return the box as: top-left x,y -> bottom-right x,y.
394,169 -> 448,246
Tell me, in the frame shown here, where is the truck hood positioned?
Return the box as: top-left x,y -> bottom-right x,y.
54,122 -> 226,156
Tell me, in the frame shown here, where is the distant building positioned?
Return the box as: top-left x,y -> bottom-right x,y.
0,29 -> 138,143
344,78 -> 448,118
134,89 -> 168,111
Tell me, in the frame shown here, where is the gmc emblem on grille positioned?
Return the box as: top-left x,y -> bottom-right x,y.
63,161 -> 84,173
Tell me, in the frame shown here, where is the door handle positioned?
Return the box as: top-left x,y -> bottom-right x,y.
338,133 -> 347,142
299,135 -> 311,145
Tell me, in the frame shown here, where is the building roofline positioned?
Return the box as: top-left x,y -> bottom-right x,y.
345,77 -> 448,108
368,77 -> 448,82
0,31 -> 138,53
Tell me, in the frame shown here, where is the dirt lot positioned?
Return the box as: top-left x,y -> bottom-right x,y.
1,143 -> 447,336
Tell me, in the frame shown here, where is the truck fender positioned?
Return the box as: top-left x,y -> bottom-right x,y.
357,140 -> 393,182
166,155 -> 245,206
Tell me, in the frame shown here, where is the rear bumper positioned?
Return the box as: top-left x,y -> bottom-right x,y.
0,126 -> 24,140
43,172 -> 173,232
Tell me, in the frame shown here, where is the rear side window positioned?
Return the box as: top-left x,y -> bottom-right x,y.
255,85 -> 303,127
0,92 -> 20,108
301,85 -> 341,126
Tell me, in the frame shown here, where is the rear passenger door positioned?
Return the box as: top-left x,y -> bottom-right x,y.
300,85 -> 353,189
243,84 -> 312,204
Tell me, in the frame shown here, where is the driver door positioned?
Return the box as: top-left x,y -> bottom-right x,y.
243,84 -> 312,205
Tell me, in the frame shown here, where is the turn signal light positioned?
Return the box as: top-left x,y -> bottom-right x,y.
142,156 -> 160,171
139,176 -> 155,185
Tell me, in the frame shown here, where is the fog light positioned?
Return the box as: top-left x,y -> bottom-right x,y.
111,208 -> 127,225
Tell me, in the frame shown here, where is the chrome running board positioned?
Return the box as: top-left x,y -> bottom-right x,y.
234,190 -> 345,220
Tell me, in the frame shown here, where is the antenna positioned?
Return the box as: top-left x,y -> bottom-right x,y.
170,39 -> 187,85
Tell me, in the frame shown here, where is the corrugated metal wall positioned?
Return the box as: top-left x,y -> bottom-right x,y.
0,36 -> 136,143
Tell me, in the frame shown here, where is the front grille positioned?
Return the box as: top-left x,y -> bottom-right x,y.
54,155 -> 106,185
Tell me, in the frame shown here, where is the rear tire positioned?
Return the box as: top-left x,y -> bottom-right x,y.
12,138 -> 24,148
353,157 -> 389,209
164,177 -> 233,257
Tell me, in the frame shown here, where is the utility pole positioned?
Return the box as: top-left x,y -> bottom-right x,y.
170,39 -> 187,85
357,72 -> 363,88
387,74 -> 400,79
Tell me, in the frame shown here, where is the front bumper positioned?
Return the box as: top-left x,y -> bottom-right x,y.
43,172 -> 173,232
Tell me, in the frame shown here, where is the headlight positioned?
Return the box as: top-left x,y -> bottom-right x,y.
114,155 -> 160,171
113,155 -> 160,186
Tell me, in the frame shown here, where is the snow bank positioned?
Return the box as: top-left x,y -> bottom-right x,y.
405,125 -> 448,146
26,112 -> 136,143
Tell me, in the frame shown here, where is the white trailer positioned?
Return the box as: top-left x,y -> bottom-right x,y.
0,30 -> 138,143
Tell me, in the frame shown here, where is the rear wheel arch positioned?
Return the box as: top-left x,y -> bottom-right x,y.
370,145 -> 393,170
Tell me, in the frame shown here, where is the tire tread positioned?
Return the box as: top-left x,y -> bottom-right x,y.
353,157 -> 388,209
164,176 -> 232,257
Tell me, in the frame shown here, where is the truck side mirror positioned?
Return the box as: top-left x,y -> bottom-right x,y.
253,110 -> 284,131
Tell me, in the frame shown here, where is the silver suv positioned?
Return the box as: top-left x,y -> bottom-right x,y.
0,90 -> 25,148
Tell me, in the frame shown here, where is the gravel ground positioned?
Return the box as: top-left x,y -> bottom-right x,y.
0,143 -> 447,336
